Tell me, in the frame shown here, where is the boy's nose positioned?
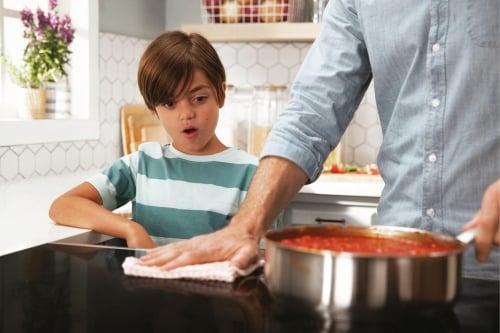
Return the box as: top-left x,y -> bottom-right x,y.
178,102 -> 195,120
179,110 -> 194,120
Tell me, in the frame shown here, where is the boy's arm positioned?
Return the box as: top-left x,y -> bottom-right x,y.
49,182 -> 155,249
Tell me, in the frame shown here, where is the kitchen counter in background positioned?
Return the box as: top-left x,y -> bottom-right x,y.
283,173 -> 384,227
300,173 -> 383,197
0,170 -> 384,256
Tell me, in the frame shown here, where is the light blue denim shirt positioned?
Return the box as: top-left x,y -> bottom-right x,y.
262,0 -> 499,279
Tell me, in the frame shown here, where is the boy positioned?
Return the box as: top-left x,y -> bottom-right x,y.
49,31 -> 260,249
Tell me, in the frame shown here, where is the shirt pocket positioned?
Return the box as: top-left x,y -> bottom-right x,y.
466,0 -> 499,48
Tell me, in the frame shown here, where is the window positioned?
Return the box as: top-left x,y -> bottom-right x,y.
0,0 -> 98,145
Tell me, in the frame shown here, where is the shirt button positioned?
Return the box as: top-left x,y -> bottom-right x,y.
426,208 -> 435,218
432,43 -> 440,52
431,98 -> 440,108
428,153 -> 437,163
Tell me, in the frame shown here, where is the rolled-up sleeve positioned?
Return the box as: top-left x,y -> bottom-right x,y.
261,0 -> 372,183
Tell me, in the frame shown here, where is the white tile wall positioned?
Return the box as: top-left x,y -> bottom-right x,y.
0,33 -> 381,183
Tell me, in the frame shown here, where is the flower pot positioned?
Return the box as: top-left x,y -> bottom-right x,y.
45,82 -> 71,119
17,87 -> 47,119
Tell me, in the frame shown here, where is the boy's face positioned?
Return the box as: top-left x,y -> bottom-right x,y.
155,69 -> 225,155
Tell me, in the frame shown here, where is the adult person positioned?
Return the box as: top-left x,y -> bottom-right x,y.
140,0 -> 499,280
50,31 -> 261,247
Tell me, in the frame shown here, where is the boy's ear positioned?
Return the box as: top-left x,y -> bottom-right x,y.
219,82 -> 227,108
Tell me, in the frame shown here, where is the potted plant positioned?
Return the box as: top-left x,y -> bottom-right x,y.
1,0 -> 75,119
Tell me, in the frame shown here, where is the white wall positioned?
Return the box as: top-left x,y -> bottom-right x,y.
99,0 -> 166,39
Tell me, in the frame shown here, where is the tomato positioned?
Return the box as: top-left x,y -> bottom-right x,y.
330,163 -> 379,175
370,167 -> 379,175
367,163 -> 379,175
330,163 -> 345,174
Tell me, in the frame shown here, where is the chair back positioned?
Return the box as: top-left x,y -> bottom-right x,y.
120,104 -> 171,155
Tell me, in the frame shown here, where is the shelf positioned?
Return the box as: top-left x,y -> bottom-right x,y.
181,23 -> 320,42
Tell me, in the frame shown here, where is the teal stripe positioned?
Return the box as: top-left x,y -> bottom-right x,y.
103,159 -> 136,207
133,203 -> 230,239
137,151 -> 256,190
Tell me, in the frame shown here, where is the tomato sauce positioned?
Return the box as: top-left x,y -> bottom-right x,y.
279,233 -> 460,256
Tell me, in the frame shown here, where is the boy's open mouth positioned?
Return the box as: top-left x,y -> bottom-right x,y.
183,127 -> 197,134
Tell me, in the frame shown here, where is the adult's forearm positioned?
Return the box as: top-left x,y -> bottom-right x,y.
231,156 -> 308,237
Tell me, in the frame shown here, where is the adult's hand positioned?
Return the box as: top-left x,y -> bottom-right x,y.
463,179 -> 500,262
139,222 -> 260,270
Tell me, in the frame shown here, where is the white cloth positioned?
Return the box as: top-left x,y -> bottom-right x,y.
122,256 -> 263,283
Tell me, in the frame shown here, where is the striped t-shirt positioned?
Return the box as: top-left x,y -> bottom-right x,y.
87,142 -> 258,239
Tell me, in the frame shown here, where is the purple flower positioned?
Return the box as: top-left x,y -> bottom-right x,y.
59,16 -> 74,43
49,0 -> 58,11
20,8 -> 34,27
48,12 -> 59,30
36,8 -> 49,28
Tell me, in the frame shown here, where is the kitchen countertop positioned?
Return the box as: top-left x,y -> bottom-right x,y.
0,171 -> 383,256
0,170 -> 100,256
300,173 -> 384,198
0,240 -> 498,333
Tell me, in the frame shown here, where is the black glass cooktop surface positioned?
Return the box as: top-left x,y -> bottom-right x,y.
0,241 -> 498,333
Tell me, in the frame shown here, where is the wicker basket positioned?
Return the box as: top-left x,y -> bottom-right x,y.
200,0 -> 290,24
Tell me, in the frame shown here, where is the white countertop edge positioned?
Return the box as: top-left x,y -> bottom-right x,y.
0,225 -> 92,256
300,173 -> 384,197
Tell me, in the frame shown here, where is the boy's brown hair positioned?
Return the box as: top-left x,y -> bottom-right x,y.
138,31 -> 226,113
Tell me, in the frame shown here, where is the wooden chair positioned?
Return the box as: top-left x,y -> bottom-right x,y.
120,104 -> 171,155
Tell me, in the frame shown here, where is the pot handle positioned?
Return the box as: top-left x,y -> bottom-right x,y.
315,217 -> 346,224
456,228 -> 477,244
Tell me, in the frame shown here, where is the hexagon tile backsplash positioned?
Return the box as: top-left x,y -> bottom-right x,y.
0,33 -> 381,183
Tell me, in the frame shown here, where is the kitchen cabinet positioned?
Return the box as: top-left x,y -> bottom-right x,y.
181,23 -> 320,42
281,174 -> 383,227
283,195 -> 378,226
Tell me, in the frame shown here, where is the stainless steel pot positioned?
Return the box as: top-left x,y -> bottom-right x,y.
263,224 -> 468,314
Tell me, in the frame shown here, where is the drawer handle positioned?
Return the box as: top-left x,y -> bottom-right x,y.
315,217 -> 346,224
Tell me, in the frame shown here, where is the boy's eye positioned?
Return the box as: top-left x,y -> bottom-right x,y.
163,101 -> 175,108
193,95 -> 208,103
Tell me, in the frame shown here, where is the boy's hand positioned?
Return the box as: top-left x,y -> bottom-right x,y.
125,221 -> 155,249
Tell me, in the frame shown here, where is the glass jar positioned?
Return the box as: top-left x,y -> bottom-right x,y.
323,136 -> 344,171
248,85 -> 287,157
216,84 -> 236,147
288,0 -> 329,23
216,84 -> 253,151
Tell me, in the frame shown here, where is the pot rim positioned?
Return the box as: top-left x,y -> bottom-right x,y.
264,224 -> 467,259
